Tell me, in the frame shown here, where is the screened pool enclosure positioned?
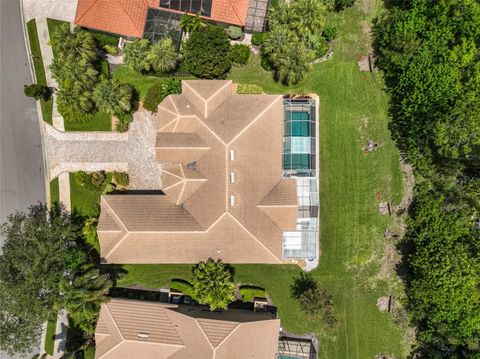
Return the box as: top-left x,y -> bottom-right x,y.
282,99 -> 319,262
143,8 -> 183,48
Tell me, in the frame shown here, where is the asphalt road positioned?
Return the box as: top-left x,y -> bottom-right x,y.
0,0 -> 46,237
0,0 -> 45,356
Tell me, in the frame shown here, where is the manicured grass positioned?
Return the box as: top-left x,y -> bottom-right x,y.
113,66 -> 164,100
50,178 -> 59,205
26,19 -> 53,125
44,317 -> 56,356
64,112 -> 112,131
70,173 -> 112,217
118,2 -> 407,359
239,285 -> 266,302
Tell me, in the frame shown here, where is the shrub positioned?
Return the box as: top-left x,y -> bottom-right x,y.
170,279 -> 194,297
239,286 -> 266,302
260,54 -> 273,71
82,218 -> 99,253
74,171 -> 106,192
310,35 -> 329,58
93,79 -> 132,115
322,26 -> 337,41
143,83 -> 163,112
161,77 -> 182,97
237,84 -> 263,94
103,44 -> 118,55
230,44 -> 251,65
335,0 -> 355,10
227,26 -> 242,40
113,172 -> 129,187
182,25 -> 232,79
24,84 -> 51,101
192,258 -> 235,311
251,32 -> 267,46
115,120 -> 129,133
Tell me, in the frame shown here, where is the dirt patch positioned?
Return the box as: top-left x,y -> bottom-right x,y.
393,160 -> 415,214
377,297 -> 390,312
358,55 -> 370,72
378,244 -> 401,280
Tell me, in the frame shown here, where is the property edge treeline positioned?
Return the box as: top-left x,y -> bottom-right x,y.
373,0 -> 480,357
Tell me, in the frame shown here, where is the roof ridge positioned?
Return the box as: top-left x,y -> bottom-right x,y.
75,0 -> 99,23
226,214 -> 282,263
226,0 -> 245,24
115,0 -> 147,37
212,321 -> 241,350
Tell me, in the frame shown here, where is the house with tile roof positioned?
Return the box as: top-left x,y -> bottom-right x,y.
74,0 -> 269,42
95,298 -> 281,359
97,80 -> 319,269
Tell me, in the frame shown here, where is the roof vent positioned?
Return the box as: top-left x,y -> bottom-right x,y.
230,195 -> 235,207
229,149 -> 235,161
230,172 -> 235,183
137,332 -> 149,339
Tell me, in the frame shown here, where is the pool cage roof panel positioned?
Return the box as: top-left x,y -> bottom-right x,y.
283,99 -> 317,178
159,0 -> 213,17
277,336 -> 317,359
144,8 -> 183,48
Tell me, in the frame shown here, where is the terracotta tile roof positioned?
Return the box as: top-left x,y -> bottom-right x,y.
95,299 -> 280,359
74,0 -> 149,38
211,0 -> 250,26
98,80 -> 298,264
75,0 -> 252,39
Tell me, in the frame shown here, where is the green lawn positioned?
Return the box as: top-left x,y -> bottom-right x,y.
44,318 -> 56,356
64,112 -> 112,131
50,178 -> 59,205
113,66 -> 164,100
26,19 -> 53,125
117,2 -> 407,359
70,173 -> 112,217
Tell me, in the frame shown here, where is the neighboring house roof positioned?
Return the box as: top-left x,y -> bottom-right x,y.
74,0 -> 251,38
95,299 -> 280,359
97,80 -> 298,264
74,0 -> 149,38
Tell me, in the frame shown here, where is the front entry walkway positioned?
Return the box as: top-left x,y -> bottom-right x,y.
44,111 -> 163,190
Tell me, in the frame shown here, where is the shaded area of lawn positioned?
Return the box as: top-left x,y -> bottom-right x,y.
64,112 -> 112,131
118,3 -> 406,359
49,178 -> 59,205
26,19 -> 53,125
69,173 -> 112,217
44,318 -> 56,355
112,66 -> 164,100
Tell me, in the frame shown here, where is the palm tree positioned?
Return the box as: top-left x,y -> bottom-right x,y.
263,26 -> 295,64
147,38 -> 178,73
50,55 -> 98,91
50,23 -> 96,64
92,79 -> 132,115
290,0 -> 326,34
191,258 -> 235,311
57,86 -> 94,114
123,39 -> 151,73
275,44 -> 312,85
60,268 -> 112,334
179,13 -> 204,33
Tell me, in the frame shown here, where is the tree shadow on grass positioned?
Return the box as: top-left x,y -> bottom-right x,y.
290,272 -> 317,299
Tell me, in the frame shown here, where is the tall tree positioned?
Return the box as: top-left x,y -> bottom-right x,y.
0,204 -> 84,355
191,258 -> 235,311
182,25 -> 232,79
92,79 -> 132,115
146,38 -> 178,73
406,194 -> 480,356
59,268 -> 112,333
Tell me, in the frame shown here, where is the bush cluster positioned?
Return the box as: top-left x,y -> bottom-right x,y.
112,172 -> 129,187
237,84 -> 263,94
251,32 -> 268,46
74,171 -> 107,192
230,44 -> 251,65
263,0 -> 327,84
182,25 -> 233,79
123,38 -> 177,75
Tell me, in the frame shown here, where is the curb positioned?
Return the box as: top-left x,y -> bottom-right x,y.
19,2 -> 51,210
